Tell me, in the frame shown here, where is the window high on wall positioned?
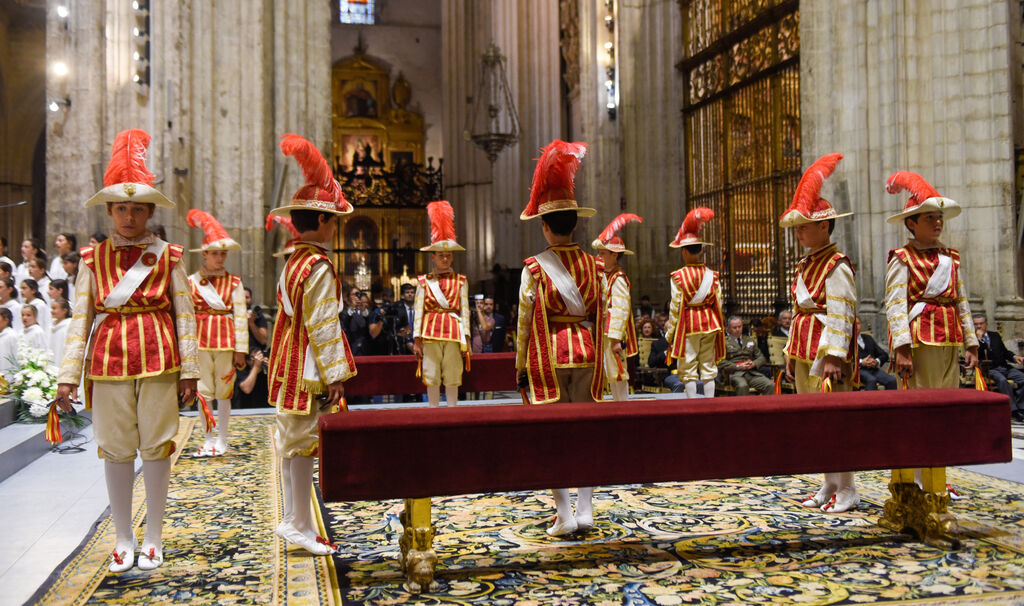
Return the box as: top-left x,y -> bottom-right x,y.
680,0 -> 800,320
339,0 -> 375,25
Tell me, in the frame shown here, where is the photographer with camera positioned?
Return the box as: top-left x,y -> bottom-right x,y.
245,286 -> 268,349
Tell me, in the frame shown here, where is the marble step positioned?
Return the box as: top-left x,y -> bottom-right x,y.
0,409 -> 91,484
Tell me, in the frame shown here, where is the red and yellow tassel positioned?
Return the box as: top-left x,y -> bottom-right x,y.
45,402 -> 63,444
820,377 -> 833,393
195,392 -> 217,433
973,367 -> 987,391
774,370 -> 784,395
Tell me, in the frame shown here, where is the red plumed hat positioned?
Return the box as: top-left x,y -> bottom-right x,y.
420,200 -> 465,252
592,213 -> 643,255
85,129 -> 174,208
271,133 -> 352,217
670,207 -> 715,248
187,209 -> 240,252
779,153 -> 852,227
521,140 -> 595,220
884,170 -> 960,224
265,213 -> 300,258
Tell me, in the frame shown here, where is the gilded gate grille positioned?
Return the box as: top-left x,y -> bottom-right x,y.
680,0 -> 801,319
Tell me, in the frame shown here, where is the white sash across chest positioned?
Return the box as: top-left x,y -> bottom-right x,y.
190,272 -> 229,311
908,253 -> 953,324
88,239 -> 169,355
425,275 -> 463,340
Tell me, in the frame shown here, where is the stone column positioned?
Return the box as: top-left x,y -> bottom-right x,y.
443,0 -> 563,284
801,0 -> 1021,338
616,0 -> 683,302
441,0 -> 495,285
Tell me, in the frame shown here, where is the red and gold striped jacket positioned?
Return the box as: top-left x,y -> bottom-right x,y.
601,269 -> 637,357
786,243 -> 857,363
189,272 -> 244,351
269,243 -> 356,415
890,245 -> 965,346
515,244 -> 604,404
413,272 -> 469,347
81,240 -> 184,379
666,265 -> 725,362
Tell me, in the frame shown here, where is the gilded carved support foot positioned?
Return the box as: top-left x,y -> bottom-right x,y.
879,468 -> 961,550
399,497 -> 438,593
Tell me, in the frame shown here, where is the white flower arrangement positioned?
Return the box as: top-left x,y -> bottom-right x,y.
7,342 -> 66,424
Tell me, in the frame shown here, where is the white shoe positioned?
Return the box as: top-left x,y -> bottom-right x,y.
108,542 -> 136,573
823,488 -> 859,513
195,438 -> 216,457
276,522 -> 337,555
210,439 -> 228,456
137,544 -> 163,570
546,515 -> 578,537
947,484 -> 968,501
801,490 -> 834,508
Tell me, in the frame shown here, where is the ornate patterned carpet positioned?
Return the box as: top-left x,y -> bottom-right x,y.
29,415 -> 1024,605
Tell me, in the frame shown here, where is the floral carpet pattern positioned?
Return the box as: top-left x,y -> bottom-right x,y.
30,415 -> 338,606
29,415 -> 1024,605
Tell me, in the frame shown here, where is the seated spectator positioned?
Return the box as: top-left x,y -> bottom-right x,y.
643,319 -> 686,394
774,310 -> 792,338
855,318 -> 897,391
654,311 -> 669,338
974,314 -> 1024,421
719,316 -> 773,395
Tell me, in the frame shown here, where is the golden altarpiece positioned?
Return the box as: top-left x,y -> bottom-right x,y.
680,0 -> 801,319
330,42 -> 441,296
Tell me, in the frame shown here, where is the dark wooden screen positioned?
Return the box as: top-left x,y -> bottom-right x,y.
680,0 -> 801,319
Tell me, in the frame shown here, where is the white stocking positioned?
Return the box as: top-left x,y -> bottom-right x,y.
609,381 -> 629,402
141,458 -> 171,551
105,461 -> 136,551
702,379 -> 716,398
684,382 -> 697,398
427,386 -> 441,407
216,398 -> 231,446
445,384 -> 459,407
290,455 -> 316,537
279,457 -> 294,529
576,487 -> 594,529
546,488 -> 578,536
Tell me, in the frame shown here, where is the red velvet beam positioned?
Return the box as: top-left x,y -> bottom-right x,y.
318,388 -> 1011,502
341,352 -> 516,396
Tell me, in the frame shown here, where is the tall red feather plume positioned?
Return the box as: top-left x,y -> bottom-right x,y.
885,170 -> 941,203
598,213 -> 643,243
526,140 -> 587,215
791,153 -> 843,215
682,207 -> 715,235
265,213 -> 300,238
426,200 -> 456,243
186,209 -> 229,242
280,133 -> 343,200
103,129 -> 155,187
